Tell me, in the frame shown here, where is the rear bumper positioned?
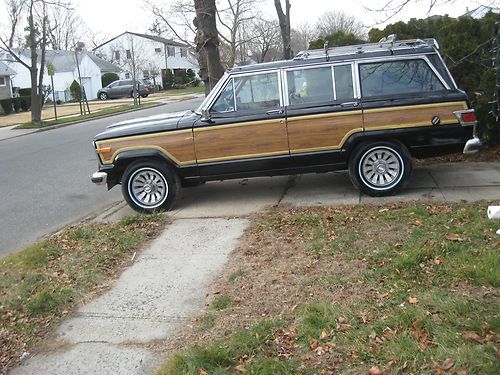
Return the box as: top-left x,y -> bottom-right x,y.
463,137 -> 482,154
91,171 -> 108,185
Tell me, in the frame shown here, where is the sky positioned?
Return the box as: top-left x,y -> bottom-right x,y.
73,0 -> 498,38
1,0 -> 499,44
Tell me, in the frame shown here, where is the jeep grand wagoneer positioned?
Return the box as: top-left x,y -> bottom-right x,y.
91,38 -> 481,213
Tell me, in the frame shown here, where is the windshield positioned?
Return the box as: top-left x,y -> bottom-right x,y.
195,73 -> 229,114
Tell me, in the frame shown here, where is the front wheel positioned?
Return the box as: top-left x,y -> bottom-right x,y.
98,92 -> 108,100
348,141 -> 412,196
121,160 -> 180,213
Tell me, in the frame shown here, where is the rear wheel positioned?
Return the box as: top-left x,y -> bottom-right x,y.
121,160 -> 180,213
348,141 -> 412,196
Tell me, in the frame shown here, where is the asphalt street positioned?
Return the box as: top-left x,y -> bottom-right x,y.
0,98 -> 203,256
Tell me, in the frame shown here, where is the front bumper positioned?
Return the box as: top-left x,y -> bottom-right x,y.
463,136 -> 482,154
91,171 -> 108,185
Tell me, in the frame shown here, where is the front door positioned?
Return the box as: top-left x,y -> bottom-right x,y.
194,71 -> 289,178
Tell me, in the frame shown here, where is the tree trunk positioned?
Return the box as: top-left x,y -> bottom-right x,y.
28,4 -> 42,125
194,0 -> 225,95
274,0 -> 291,60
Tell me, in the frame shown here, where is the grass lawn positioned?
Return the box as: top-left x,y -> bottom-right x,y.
0,214 -> 168,373
158,202 -> 499,374
15,102 -> 161,129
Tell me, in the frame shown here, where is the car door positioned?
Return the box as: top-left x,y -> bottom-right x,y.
193,70 -> 289,178
284,63 -> 364,168
107,81 -> 119,98
118,80 -> 132,97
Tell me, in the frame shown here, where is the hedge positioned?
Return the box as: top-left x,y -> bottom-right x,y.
0,96 -> 31,115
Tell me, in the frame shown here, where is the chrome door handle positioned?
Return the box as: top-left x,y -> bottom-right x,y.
340,101 -> 359,107
266,109 -> 284,115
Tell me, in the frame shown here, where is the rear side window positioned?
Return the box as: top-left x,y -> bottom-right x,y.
360,59 -> 445,98
287,66 -> 334,105
286,64 -> 354,105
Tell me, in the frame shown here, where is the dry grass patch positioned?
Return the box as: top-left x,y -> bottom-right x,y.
156,202 -> 499,374
0,213 -> 168,374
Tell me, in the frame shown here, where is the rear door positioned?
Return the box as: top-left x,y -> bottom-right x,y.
193,70 -> 289,178
284,63 -> 363,168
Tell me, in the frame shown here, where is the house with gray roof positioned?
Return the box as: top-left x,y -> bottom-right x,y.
0,49 -> 121,101
93,31 -> 198,88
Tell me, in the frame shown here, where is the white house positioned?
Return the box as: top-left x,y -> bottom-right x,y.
93,32 -> 198,88
0,49 -> 121,101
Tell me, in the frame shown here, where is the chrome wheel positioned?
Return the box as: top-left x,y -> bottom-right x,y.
128,167 -> 168,209
359,146 -> 404,190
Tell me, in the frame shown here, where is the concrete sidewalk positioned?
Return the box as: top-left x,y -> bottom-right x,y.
12,218 -> 249,375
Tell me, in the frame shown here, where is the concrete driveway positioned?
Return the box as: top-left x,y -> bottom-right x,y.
98,161 -> 500,221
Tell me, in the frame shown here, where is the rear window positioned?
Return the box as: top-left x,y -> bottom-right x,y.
360,59 -> 445,98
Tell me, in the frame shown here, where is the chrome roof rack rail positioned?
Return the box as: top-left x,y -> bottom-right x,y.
293,36 -> 440,61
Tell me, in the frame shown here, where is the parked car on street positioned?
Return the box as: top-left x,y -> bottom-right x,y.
91,37 -> 480,213
97,79 -> 151,100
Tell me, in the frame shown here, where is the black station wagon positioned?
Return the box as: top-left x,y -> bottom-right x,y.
91,38 -> 481,213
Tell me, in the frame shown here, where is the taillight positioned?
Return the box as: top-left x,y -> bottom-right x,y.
453,109 -> 477,126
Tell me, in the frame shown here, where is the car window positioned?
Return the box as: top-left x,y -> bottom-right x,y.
211,79 -> 235,113
333,65 -> 354,100
108,81 -> 119,88
287,66 -> 334,105
360,59 -> 445,98
119,80 -> 132,86
234,72 -> 280,111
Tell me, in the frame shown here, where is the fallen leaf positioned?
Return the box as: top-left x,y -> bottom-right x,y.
310,339 -> 318,350
255,332 -> 260,339
408,296 -> 418,304
442,358 -> 455,371
368,366 -> 382,375
233,364 -> 246,372
198,368 -> 208,375
445,233 -> 465,242
463,331 -> 483,343
320,329 -> 329,339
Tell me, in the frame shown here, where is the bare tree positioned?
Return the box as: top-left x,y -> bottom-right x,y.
216,0 -> 256,67
290,23 -> 316,55
274,0 -> 291,59
194,0 -> 225,94
5,0 -> 24,48
246,16 -> 281,63
316,10 -> 365,38
47,6 -> 86,50
0,0 -> 69,124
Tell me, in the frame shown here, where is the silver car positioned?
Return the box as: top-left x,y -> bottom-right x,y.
97,79 -> 150,100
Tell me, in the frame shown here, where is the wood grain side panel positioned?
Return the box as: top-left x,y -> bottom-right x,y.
287,112 -> 363,153
194,121 -> 289,162
97,131 -> 196,165
363,102 -> 468,129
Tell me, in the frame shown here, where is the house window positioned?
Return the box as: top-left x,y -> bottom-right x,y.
167,46 -> 175,57
126,50 -> 132,59
0,76 -> 5,86
114,50 -> 120,60
155,47 -> 162,53
125,72 -> 130,79
180,47 -> 187,57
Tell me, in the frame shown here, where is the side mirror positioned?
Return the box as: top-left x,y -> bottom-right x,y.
201,108 -> 212,122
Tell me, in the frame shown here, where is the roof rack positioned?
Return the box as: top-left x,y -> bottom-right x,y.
294,36 -> 439,61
